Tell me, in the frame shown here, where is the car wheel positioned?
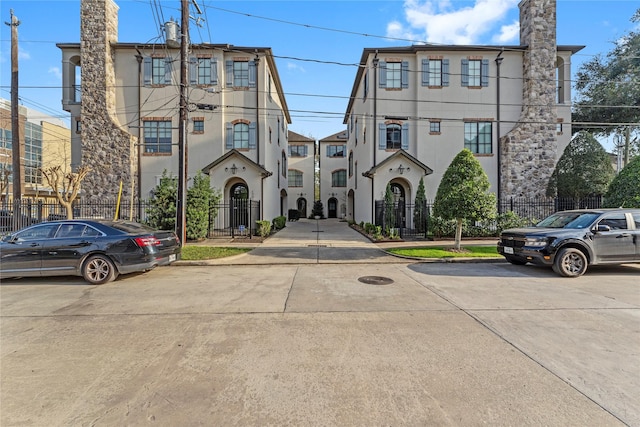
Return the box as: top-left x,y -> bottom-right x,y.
552,248 -> 588,277
82,254 -> 118,285
505,255 -> 528,265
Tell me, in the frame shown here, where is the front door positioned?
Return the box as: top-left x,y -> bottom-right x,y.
297,198 -> 307,218
328,198 -> 337,218
390,183 -> 405,228
230,183 -> 249,229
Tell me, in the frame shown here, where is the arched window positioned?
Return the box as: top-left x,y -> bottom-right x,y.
233,123 -> 249,149
386,124 -> 402,149
332,170 -> 347,187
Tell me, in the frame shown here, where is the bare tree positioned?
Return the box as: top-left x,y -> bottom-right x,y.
0,168 -> 10,207
40,165 -> 90,219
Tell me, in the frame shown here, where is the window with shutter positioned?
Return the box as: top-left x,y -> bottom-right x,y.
233,61 -> 249,87
386,62 -> 401,88
234,123 -> 249,149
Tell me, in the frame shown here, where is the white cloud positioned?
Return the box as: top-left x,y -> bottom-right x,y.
287,62 -> 306,73
48,67 -> 62,80
387,0 -> 520,45
18,48 -> 30,60
492,20 -> 520,43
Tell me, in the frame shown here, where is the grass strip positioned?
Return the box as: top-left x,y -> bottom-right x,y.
181,246 -> 252,260
387,246 -> 499,258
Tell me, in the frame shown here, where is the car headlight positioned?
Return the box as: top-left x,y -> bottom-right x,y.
525,237 -> 548,247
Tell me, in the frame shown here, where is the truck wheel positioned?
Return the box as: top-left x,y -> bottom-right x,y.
552,248 -> 587,277
82,254 -> 118,284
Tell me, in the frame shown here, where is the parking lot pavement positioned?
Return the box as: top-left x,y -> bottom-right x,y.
1,262 -> 638,426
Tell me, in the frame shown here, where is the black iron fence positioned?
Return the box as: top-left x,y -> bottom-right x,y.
1,198 -> 261,238
207,200 -> 260,238
374,196 -> 603,239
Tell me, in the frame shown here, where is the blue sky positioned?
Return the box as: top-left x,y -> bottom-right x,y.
1,0 -> 638,150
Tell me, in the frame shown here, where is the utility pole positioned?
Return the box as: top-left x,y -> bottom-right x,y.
5,10 -> 22,230
176,0 -> 189,244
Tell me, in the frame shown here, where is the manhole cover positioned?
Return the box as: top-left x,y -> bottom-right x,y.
358,276 -> 394,285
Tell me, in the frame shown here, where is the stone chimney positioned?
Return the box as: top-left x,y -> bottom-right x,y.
500,0 -> 557,198
80,0 -> 137,203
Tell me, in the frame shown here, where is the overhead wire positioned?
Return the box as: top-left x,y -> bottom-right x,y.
1,1 -> 636,142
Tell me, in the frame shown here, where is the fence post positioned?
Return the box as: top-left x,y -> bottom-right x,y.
248,199 -> 252,240
37,200 -> 43,223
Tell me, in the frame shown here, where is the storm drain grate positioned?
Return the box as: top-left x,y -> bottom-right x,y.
358,276 -> 394,285
308,244 -> 327,247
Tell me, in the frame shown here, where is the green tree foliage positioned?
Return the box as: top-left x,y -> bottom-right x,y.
413,176 -> 428,233
311,200 -> 325,219
572,9 -> 639,158
186,171 -> 220,240
546,131 -> 615,201
147,170 -> 177,231
432,149 -> 496,249
383,183 -> 396,232
604,155 -> 640,208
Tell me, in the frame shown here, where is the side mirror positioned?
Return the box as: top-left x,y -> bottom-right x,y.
596,224 -> 611,232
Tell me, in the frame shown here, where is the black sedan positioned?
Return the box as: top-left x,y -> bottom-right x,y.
1,219 -> 181,284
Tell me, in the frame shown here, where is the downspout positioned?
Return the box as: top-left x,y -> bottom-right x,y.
255,54 -> 263,219
255,53 -> 261,167
372,53 -> 379,222
135,51 -> 143,219
495,49 -> 504,211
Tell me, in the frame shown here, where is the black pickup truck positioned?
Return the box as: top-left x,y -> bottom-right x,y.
497,209 -> 640,277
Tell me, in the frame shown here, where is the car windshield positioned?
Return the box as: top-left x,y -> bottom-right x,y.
536,212 -> 601,229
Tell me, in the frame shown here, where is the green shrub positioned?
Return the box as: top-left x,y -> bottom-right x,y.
373,226 -> 383,240
428,216 -> 458,238
146,170 -> 177,231
186,171 -> 219,241
496,211 -> 533,232
604,155 -> 640,208
256,220 -> 271,238
364,222 -> 376,234
272,215 -> 286,230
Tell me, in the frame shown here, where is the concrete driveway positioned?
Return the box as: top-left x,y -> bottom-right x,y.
1,220 -> 639,426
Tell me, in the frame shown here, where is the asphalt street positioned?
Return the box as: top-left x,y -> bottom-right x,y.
1,219 -> 639,426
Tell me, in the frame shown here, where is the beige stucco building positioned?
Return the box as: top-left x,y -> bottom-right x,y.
286,131 -> 315,219
341,0 -> 582,225
318,130 -> 348,218
58,0 -> 292,227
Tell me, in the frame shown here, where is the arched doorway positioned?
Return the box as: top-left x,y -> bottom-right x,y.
297,197 -> 307,218
327,197 -> 338,218
230,182 -> 249,229
390,182 -> 405,228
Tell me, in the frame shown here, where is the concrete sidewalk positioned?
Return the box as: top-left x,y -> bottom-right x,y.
181,218 -> 502,265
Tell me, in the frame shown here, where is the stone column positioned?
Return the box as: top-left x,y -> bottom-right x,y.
500,0 -> 557,199
80,0 -> 137,204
